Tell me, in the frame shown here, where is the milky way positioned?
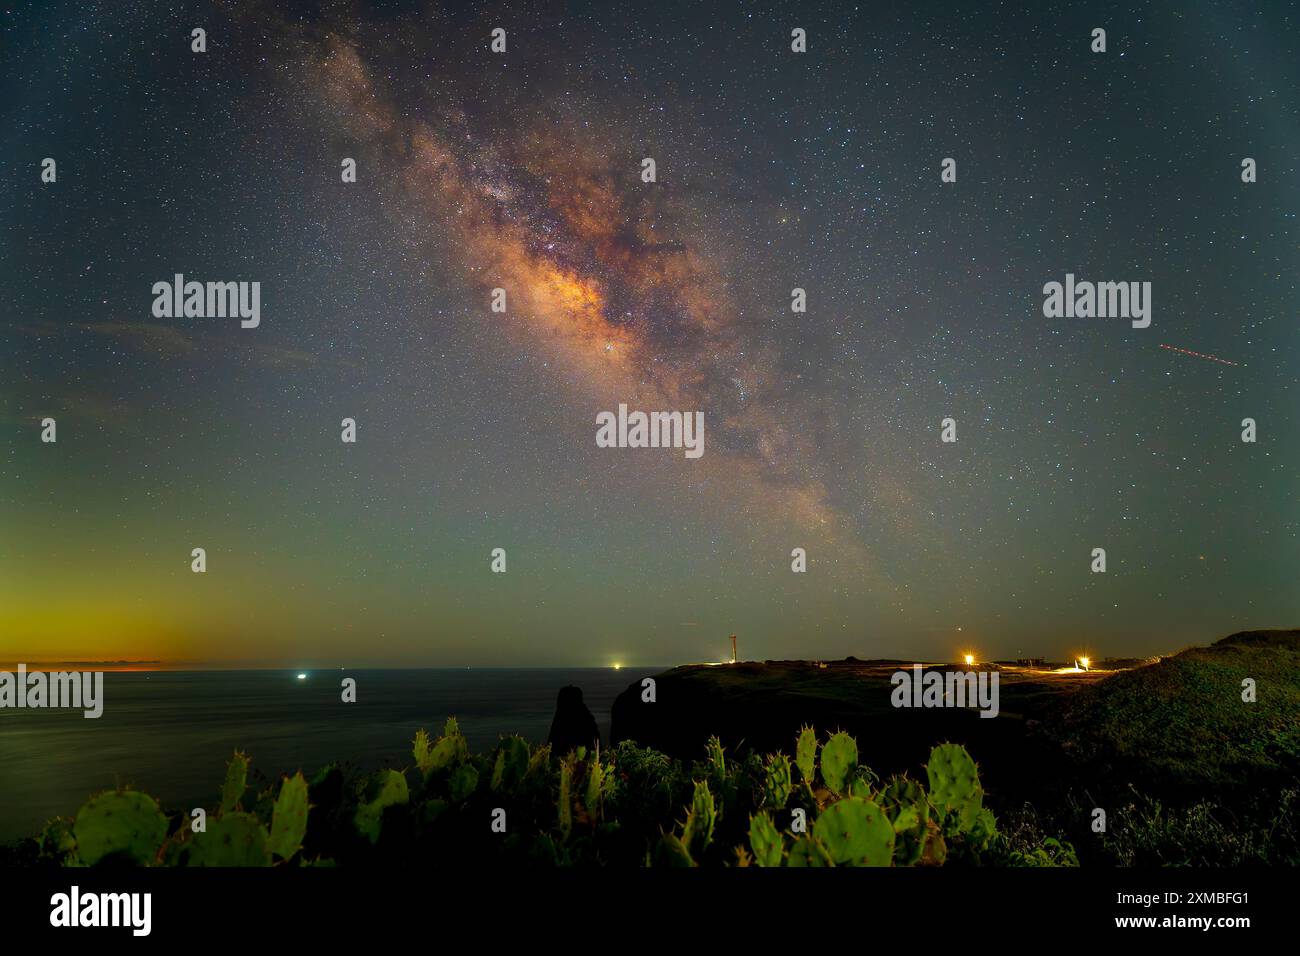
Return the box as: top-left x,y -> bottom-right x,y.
3,0 -> 1296,665
280,21 -> 848,546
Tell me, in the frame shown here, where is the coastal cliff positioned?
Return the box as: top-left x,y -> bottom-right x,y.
609,632 -> 1300,810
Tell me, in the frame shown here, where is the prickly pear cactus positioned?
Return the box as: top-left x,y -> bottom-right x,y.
654,833 -> 695,867
969,807 -> 997,848
705,736 -> 726,788
920,819 -> 948,865
435,734 -> 468,772
786,833 -> 833,867
748,812 -> 784,867
73,790 -> 168,866
185,811 -> 271,866
763,753 -> 792,809
584,749 -> 615,819
681,780 -> 716,856
819,731 -> 858,796
526,743 -> 551,780
220,750 -> 249,815
412,729 -> 433,772
416,719 -> 469,777
490,736 -> 530,792
812,796 -> 895,866
879,775 -> 929,865
854,764 -> 881,797
449,764 -> 479,802
794,725 -> 817,786
268,772 -> 309,861
353,768 -> 409,844
557,753 -> 575,839
926,742 -> 984,833
38,817 -> 77,864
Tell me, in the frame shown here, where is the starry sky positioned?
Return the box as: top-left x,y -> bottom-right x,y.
2,0 -> 1297,668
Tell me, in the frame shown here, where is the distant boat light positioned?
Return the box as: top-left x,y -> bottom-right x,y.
297,673 -> 307,680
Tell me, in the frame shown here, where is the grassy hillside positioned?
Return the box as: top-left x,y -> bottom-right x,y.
1048,630 -> 1300,797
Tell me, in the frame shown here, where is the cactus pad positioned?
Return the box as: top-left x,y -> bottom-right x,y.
185,811 -> 271,866
794,725 -> 817,785
926,742 -> 984,833
412,729 -> 433,772
268,772 -> 309,861
526,743 -> 551,780
748,812 -> 784,867
449,764 -> 479,801
786,834 -> 833,867
681,780 -> 716,856
73,790 -> 168,866
813,796 -> 895,866
490,736 -> 530,792
38,816 -> 77,863
220,750 -> 249,815
353,768 -> 409,844
584,752 -> 614,818
705,736 -> 726,787
654,833 -> 695,867
880,775 -> 930,865
763,753 -> 793,809
819,731 -> 858,796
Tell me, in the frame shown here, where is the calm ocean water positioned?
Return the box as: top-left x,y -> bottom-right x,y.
0,667 -> 663,843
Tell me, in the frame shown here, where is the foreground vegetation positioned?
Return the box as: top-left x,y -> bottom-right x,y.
1034,629 -> 1300,866
24,724 -> 1077,867
17,631 -> 1297,867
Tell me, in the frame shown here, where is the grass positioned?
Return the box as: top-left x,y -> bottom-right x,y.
1046,629 -> 1300,798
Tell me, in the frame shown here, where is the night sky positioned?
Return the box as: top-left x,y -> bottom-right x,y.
2,0 -> 1296,667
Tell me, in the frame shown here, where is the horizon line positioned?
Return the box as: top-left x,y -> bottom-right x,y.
1,661 -> 677,672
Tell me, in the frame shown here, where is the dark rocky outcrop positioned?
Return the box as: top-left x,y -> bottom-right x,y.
548,685 -> 600,756
609,632 -> 1300,814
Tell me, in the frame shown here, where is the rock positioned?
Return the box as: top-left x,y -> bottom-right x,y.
548,685 -> 600,756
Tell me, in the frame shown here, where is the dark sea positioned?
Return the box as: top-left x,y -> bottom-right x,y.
0,667 -> 664,844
